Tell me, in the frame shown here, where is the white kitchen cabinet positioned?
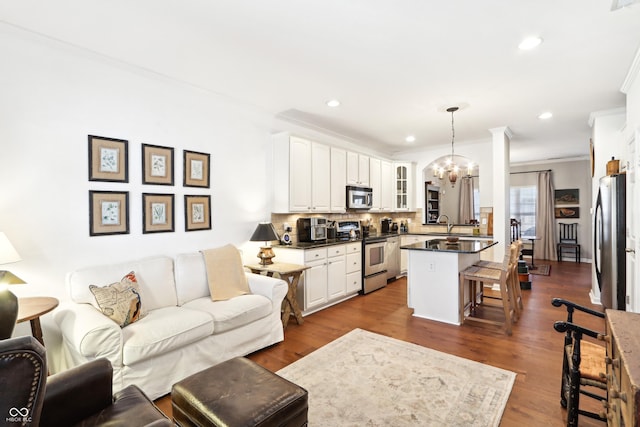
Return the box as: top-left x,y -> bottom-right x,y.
274,242 -> 360,315
346,242 -> 362,293
305,260 -> 328,309
394,162 -> 415,211
272,134 -> 331,213
347,151 -> 370,186
288,136 -> 312,211
381,160 -> 393,211
303,248 -> 328,310
330,147 -> 347,212
327,247 -> 346,300
311,142 -> 331,211
369,157 -> 381,210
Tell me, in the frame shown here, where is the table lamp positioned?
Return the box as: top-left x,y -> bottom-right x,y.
250,222 -> 280,266
0,232 -> 24,339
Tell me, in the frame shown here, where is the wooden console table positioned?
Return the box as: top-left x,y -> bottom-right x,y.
606,309 -> 640,426
245,263 -> 309,329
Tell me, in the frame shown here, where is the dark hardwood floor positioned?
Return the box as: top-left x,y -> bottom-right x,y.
156,259 -> 606,426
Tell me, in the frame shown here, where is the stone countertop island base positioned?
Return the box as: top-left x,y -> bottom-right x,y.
402,239 -> 497,324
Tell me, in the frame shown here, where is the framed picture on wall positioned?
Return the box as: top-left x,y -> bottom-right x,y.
183,150 -> 210,188
142,144 -> 174,185
89,190 -> 129,236
184,194 -> 211,231
88,135 -> 129,182
554,189 -> 579,205
142,193 -> 175,233
555,207 -> 580,219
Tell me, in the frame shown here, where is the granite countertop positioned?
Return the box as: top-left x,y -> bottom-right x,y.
277,231 -> 493,250
277,238 -> 362,250
401,239 -> 497,253
400,231 -> 493,238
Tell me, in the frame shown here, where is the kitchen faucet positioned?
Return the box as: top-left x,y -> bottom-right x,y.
436,214 -> 453,234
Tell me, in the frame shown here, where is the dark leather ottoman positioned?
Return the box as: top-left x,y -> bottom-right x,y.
172,357 -> 308,427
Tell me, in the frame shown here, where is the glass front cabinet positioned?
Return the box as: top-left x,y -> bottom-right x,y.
394,162 -> 414,211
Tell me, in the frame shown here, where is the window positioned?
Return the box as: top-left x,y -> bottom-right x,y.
510,185 -> 536,236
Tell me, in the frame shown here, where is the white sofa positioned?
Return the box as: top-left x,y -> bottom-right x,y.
54,252 -> 288,400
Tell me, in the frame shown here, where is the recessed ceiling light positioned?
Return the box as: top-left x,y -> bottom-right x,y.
518,36 -> 543,50
405,135 -> 416,143
326,99 -> 341,107
538,111 -> 553,120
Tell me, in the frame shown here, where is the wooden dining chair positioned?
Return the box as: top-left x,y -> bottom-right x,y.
552,298 -> 607,427
459,243 -> 518,335
510,218 -> 521,243
557,223 -> 581,263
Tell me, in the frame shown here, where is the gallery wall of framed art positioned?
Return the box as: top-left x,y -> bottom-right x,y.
87,134 -> 212,236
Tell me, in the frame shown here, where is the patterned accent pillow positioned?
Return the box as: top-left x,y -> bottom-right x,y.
89,271 -> 142,327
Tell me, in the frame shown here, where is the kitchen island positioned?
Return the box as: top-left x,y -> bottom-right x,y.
401,239 -> 497,325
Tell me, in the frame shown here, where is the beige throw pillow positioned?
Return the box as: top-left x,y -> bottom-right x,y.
201,244 -> 251,301
89,271 -> 142,328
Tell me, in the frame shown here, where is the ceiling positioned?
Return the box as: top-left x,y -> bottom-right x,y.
2,0 -> 640,163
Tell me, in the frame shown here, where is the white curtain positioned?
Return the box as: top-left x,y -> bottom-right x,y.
535,171 -> 557,260
458,177 -> 474,224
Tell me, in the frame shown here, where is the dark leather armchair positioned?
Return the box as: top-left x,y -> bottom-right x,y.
0,335 -> 171,427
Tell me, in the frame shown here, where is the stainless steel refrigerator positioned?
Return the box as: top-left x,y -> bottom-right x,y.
594,174 -> 626,310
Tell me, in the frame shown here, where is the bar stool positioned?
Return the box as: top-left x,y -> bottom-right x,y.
459,243 -> 518,335
474,241 -> 523,315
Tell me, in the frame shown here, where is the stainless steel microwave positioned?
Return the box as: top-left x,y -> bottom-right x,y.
346,185 -> 373,210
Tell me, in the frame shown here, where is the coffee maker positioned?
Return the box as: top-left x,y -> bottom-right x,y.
381,218 -> 392,233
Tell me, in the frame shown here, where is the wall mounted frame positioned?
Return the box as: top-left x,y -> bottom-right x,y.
88,135 -> 129,182
142,193 -> 175,233
184,194 -> 211,231
183,150 -> 210,188
142,143 -> 174,185
89,190 -> 130,236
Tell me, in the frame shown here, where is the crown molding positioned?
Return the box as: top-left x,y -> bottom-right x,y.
588,107 -> 626,127
621,44 -> 640,94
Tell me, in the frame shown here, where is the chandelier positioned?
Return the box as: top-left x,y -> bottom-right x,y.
432,106 -> 472,188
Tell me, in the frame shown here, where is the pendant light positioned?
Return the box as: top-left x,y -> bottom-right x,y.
446,106 -> 460,188
430,106 -> 475,188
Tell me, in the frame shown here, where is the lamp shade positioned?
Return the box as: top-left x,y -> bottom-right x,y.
250,223 -> 279,242
0,232 -> 21,265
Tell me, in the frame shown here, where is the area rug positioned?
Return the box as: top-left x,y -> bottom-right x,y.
276,328 -> 516,427
529,264 -> 551,276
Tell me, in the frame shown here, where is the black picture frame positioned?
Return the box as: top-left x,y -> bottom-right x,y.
142,193 -> 175,234
142,144 -> 174,186
184,194 -> 211,231
88,135 -> 129,183
183,150 -> 210,188
89,190 -> 130,236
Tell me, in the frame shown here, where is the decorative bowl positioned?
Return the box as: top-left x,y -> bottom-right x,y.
446,236 -> 459,243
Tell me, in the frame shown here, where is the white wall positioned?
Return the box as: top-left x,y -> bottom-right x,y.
0,25 -> 277,351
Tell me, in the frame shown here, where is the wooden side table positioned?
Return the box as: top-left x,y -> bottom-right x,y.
17,296 -> 59,346
245,263 -> 309,328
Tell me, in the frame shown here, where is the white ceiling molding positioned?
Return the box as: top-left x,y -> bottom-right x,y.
611,0 -> 640,10
621,45 -> 640,94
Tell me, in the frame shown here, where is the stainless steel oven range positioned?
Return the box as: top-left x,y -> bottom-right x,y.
362,236 -> 388,294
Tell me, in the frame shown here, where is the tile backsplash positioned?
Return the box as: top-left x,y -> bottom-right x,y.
271,207 -> 493,244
